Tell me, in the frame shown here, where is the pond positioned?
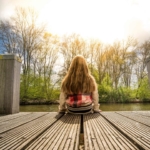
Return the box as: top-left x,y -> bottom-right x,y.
20,103 -> 150,112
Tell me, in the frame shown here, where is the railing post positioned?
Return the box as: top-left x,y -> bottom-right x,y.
146,57 -> 150,85
0,54 -> 21,114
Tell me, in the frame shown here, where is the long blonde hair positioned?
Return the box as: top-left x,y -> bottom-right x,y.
61,55 -> 96,94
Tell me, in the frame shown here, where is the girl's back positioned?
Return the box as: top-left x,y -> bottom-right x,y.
59,55 -> 101,114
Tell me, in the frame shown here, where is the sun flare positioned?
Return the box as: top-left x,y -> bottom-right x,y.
31,0 -> 150,43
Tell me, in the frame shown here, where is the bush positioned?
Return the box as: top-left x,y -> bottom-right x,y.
137,77 -> 150,102
98,75 -> 132,103
20,74 -> 60,103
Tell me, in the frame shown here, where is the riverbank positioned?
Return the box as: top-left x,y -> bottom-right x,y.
20,103 -> 150,112
20,99 -> 59,105
20,99 -> 150,105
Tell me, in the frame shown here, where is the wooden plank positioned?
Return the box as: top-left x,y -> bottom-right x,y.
0,111 -> 149,150
133,111 -> 150,117
0,112 -> 48,133
25,114 -> 80,150
0,112 -> 31,123
0,112 -> 62,150
116,111 -> 150,126
84,113 -> 139,150
102,111 -> 150,150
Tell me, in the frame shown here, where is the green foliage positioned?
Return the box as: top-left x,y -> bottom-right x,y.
91,67 -> 99,83
20,73 -> 150,104
98,75 -> 131,103
20,75 -> 44,100
116,87 -> 131,103
98,75 -> 113,102
136,77 -> 150,102
20,74 -> 60,103
49,89 -> 60,101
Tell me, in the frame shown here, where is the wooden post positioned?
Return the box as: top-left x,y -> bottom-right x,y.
146,57 -> 150,85
0,54 -> 21,114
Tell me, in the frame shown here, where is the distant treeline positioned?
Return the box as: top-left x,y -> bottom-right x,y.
0,7 -> 150,103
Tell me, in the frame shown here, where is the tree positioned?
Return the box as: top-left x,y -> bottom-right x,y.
12,7 -> 46,97
88,39 -> 104,84
0,20 -> 22,56
38,33 -> 59,100
60,34 -> 88,77
134,40 -> 150,98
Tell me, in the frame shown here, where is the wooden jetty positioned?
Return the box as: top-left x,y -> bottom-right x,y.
0,111 -> 150,150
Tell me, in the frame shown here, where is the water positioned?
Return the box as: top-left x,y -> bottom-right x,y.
20,103 -> 150,112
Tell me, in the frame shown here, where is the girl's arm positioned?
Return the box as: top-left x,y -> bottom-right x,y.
91,76 -> 101,112
92,90 -> 100,112
58,91 -> 67,112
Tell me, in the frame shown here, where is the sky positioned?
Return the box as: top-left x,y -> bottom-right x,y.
0,0 -> 150,44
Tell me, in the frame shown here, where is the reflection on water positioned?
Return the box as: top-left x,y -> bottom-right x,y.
20,105 -> 58,112
100,103 -> 150,111
20,103 -> 150,112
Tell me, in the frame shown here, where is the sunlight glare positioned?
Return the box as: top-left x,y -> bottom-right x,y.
37,0 -> 150,43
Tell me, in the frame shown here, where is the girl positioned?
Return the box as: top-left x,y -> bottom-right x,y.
58,55 -> 101,114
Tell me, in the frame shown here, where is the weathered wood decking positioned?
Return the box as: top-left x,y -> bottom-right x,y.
0,111 -> 150,150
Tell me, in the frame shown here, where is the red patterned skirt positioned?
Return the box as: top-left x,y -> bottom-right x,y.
66,94 -> 93,114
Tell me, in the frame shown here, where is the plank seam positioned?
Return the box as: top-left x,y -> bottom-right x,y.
100,113 -> 145,150
20,113 -> 64,150
0,113 -> 49,134
115,112 -> 150,127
